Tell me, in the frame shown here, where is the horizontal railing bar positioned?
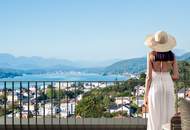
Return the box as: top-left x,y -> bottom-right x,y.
0,80 -> 127,82
0,80 -> 189,83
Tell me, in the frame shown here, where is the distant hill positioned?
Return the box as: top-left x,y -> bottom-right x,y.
104,52 -> 190,74
0,53 -> 110,76
0,53 -> 78,71
177,52 -> 190,61
104,57 -> 146,74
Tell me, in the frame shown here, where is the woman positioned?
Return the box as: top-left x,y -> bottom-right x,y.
144,31 -> 179,130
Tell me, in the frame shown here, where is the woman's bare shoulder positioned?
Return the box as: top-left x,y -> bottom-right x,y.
148,51 -> 156,61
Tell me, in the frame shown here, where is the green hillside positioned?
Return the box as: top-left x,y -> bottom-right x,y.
104,57 -> 146,74
104,52 -> 190,74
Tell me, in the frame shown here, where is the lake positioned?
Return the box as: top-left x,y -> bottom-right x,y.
0,72 -> 128,89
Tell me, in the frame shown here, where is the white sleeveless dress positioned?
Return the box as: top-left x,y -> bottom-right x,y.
147,71 -> 175,130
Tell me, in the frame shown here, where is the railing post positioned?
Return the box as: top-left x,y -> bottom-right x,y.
74,81 -> 77,130
4,82 -> 7,130
35,81 -> 38,129
12,82 -> 14,129
19,82 -> 23,130
105,81 -> 108,130
66,81 -> 69,129
58,81 -> 61,130
43,81 -> 46,129
51,81 -> 53,129
137,83 -> 140,130
27,81 -> 30,130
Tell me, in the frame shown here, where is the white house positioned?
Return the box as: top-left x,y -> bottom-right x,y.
39,107 -> 50,116
83,83 -> 92,89
98,82 -> 107,88
38,103 -> 59,116
115,97 -> 131,105
38,103 -> 51,116
83,82 -> 109,89
23,104 -> 35,111
83,88 -> 91,92
7,94 -> 18,102
177,88 -> 186,99
135,96 -> 144,107
76,94 -> 83,101
134,85 -> 145,96
60,100 -> 75,117
109,104 -> 130,115
55,82 -> 73,90
23,92 -> 29,97
15,90 -> 20,94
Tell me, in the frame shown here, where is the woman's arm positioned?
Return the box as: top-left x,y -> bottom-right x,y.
172,57 -> 179,81
144,52 -> 153,106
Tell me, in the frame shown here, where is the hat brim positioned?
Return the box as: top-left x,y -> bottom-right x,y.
144,34 -> 176,52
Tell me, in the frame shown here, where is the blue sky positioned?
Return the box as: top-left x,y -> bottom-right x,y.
0,0 -> 189,61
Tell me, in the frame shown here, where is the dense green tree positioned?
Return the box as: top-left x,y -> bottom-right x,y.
46,85 -> 83,100
76,89 -> 112,117
175,61 -> 190,90
46,85 -> 64,99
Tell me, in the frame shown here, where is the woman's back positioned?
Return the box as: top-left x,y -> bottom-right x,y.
149,51 -> 176,73
152,61 -> 173,72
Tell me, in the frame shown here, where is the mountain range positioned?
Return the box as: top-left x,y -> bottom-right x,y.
0,53 -> 78,70
105,51 -> 190,74
0,49 -> 189,78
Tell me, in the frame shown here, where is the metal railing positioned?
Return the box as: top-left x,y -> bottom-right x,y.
0,80 -> 189,130
0,80 -> 147,130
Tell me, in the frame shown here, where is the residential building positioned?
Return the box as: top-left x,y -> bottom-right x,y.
109,104 -> 130,115
135,96 -> 144,107
115,97 -> 131,105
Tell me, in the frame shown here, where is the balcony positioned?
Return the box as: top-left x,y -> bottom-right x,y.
0,80 -> 189,130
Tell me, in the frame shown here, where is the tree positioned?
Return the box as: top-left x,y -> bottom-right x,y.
175,61 -> 190,89
76,89 -> 112,118
139,73 -> 146,81
37,92 -> 47,101
46,85 -> 64,99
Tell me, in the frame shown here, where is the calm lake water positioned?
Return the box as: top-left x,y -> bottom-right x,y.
0,73 -> 128,89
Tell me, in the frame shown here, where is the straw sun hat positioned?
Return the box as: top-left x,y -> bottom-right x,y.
145,31 -> 176,52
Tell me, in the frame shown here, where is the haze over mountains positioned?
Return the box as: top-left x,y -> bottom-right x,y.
0,49 -> 189,76
0,53 -> 121,69
0,53 -> 77,70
